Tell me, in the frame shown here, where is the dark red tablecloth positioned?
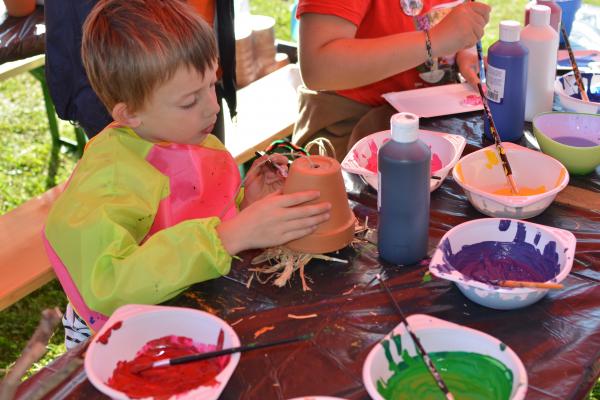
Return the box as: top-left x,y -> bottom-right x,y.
16,112 -> 600,400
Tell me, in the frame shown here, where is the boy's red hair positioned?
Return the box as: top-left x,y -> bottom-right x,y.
82,0 -> 218,112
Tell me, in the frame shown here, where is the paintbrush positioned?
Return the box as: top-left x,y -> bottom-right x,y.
469,1 -> 518,194
476,41 -> 486,83
131,334 -> 311,374
255,150 -> 288,177
492,280 -> 564,289
475,82 -> 520,195
376,274 -> 455,400
560,25 -> 590,102
471,0 -> 486,84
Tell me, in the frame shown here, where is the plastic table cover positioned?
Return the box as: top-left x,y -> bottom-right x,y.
0,6 -> 44,64
15,111 -> 600,400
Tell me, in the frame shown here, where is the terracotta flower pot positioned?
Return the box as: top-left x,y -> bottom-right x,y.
283,155 -> 355,254
3,0 -> 36,17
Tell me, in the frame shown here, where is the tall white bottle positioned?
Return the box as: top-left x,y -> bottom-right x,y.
521,4 -> 559,122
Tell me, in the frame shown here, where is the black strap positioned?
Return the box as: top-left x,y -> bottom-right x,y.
215,0 -> 237,118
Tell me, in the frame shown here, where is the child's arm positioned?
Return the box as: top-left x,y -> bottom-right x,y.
45,170 -> 234,317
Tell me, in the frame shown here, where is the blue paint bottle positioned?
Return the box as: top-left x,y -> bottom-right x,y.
377,112 -> 430,265
485,21 -> 529,142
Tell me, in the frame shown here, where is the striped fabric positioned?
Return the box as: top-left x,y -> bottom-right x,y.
62,303 -> 92,350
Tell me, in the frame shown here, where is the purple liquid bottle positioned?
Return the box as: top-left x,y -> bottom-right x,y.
377,112 -> 430,266
485,21 -> 529,142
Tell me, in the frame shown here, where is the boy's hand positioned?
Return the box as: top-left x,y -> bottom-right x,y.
217,190 -> 331,255
241,154 -> 289,208
430,2 -> 490,57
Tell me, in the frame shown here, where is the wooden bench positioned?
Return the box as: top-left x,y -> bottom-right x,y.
0,184 -> 64,311
0,64 -> 302,310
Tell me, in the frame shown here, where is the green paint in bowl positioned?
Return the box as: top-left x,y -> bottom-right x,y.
533,112 -> 600,175
377,335 -> 513,400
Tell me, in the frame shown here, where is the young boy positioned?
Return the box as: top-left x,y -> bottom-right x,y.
43,0 -> 331,348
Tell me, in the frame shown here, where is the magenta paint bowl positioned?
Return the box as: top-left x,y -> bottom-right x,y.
533,112 -> 600,175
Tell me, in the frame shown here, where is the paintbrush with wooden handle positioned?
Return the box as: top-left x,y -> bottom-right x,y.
492,280 -> 564,289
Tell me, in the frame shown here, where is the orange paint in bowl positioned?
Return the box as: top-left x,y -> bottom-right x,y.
491,185 -> 547,196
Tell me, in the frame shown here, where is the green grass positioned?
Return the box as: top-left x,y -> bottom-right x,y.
1,1 -> 599,397
0,71 -> 76,378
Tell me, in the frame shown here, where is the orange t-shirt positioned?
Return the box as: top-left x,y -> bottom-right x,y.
297,0 -> 460,106
187,0 -> 215,26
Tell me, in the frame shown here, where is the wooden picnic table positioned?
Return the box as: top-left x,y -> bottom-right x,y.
14,111 -> 600,400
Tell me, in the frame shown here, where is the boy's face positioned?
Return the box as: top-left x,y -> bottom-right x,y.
132,63 -> 220,144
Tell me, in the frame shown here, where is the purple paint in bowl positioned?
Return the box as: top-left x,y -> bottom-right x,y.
429,218 -> 576,310
438,221 -> 560,285
533,112 -> 600,175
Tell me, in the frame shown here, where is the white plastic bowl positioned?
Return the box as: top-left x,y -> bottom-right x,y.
429,218 -> 576,310
363,314 -> 528,400
554,71 -> 600,114
85,304 -> 240,400
452,143 -> 569,219
341,129 -> 466,192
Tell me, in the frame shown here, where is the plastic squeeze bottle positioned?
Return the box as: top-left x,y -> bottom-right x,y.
522,5 -> 559,121
485,20 -> 529,142
377,112 -> 430,266
525,0 -> 562,32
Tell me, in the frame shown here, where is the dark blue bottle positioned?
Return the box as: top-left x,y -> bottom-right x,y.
378,113 -> 430,265
485,20 -> 529,142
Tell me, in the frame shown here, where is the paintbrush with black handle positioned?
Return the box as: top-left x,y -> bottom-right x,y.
376,274 -> 455,400
131,334 -> 311,374
560,24 -> 590,102
475,82 -> 520,195
471,0 -> 517,194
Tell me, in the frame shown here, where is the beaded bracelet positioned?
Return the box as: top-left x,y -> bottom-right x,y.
423,29 -> 434,67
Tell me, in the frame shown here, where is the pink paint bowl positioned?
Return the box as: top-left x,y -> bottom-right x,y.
429,218 -> 575,310
452,143 -> 569,219
84,304 -> 240,400
341,129 -> 466,192
533,112 -> 600,175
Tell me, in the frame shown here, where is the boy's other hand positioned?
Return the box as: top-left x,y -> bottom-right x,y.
457,48 -> 480,88
217,190 -> 331,255
242,153 -> 289,208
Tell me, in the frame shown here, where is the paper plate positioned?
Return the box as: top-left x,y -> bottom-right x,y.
382,83 -> 483,118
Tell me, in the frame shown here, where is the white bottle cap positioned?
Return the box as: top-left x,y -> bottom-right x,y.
530,5 -> 551,26
390,112 -> 419,143
499,20 -> 521,42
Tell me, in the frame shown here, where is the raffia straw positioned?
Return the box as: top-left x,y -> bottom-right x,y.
304,137 -> 337,160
